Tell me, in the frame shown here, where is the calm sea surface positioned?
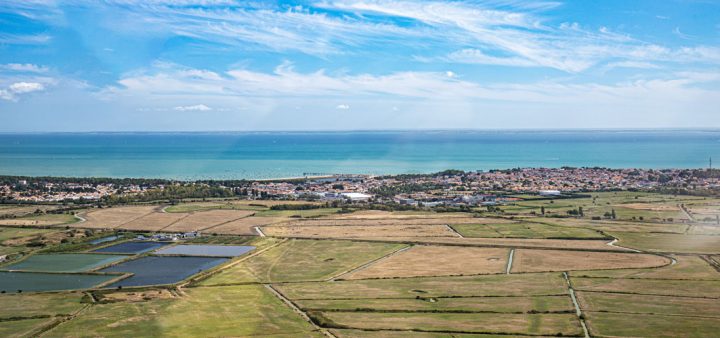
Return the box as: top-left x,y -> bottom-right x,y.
0,131 -> 718,180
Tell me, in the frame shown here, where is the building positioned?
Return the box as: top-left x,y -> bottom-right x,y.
341,192 -> 372,202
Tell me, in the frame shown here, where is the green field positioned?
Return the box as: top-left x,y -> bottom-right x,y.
43,285 -> 321,337
3,253 -> 128,272
609,231 -> 720,254
571,277 -> 720,298
315,311 -> 582,336
450,221 -> 605,239
577,292 -> 720,317
277,273 -> 567,300
0,227 -> 57,242
584,312 -> 720,338
0,317 -> 57,338
572,255 -> 720,280
200,239 -> 405,284
297,295 -> 573,313
0,292 -> 85,319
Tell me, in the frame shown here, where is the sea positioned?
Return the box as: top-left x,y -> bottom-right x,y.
0,130 -> 718,180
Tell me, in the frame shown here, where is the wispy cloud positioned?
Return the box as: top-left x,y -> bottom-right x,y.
173,104 -> 212,111
0,82 -> 46,101
1,63 -> 49,73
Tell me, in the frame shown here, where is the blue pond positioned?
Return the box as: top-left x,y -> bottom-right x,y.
93,241 -> 168,254
101,256 -> 228,287
155,245 -> 255,257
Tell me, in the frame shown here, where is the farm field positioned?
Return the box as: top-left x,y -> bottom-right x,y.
78,206 -> 157,229
0,213 -> 78,226
450,221 -> 605,239
262,224 -> 458,238
43,285 -> 322,337
609,231 -> 720,254
343,245 -> 509,279
200,239 -> 406,284
207,216 -> 286,235
315,312 -> 582,336
296,295 -> 573,313
510,249 -> 670,273
2,192 -> 719,337
572,255 -> 720,280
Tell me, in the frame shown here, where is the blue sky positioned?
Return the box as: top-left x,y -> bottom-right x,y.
1,0 -> 719,131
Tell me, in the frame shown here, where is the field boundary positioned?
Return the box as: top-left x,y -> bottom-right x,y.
330,244 -> 413,281
265,284 -> 336,338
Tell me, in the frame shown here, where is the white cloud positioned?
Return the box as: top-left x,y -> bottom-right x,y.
335,104 -> 350,109
1,63 -> 49,73
0,82 -> 46,101
173,104 -> 212,111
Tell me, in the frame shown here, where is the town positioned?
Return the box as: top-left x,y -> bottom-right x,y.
2,167 -> 718,206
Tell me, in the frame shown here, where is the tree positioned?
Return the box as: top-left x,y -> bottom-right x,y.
611,209 -> 617,220
578,206 -> 584,217
540,206 -> 545,216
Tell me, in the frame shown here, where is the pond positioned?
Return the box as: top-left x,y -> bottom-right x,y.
101,256 -> 228,288
92,241 -> 169,254
154,245 -> 255,257
0,271 -> 117,292
3,253 -> 127,272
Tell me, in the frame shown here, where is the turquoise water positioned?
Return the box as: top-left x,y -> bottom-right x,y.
0,130 -> 718,180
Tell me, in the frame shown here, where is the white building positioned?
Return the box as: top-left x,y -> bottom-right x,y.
341,192 -> 372,202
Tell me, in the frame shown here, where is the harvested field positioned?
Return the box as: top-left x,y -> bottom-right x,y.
329,210 -> 475,219
621,203 -> 681,211
262,224 -> 458,239
584,312 -> 720,338
281,217 -> 508,227
315,312 -> 582,336
450,222 -> 604,239
78,206 -> 157,229
688,224 -> 720,235
297,295 -> 573,313
0,214 -> 78,226
577,292 -> 720,317
343,245 -> 509,279
532,217 -> 688,234
609,231 -> 720,254
349,236 -> 628,251
200,239 -> 406,284
572,255 -> 720,280
208,216 -> 286,235
571,277 -> 720,298
510,249 -> 670,273
162,209 -> 256,232
118,211 -> 188,231
277,273 -> 567,300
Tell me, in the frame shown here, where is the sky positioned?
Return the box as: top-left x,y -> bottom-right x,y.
1,0 -> 719,131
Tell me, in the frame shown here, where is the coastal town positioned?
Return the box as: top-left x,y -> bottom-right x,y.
2,167 -> 717,205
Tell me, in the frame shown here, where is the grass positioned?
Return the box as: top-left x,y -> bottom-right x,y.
277,273 -> 568,300
510,249 -> 669,273
297,295 -> 573,313
0,213 -> 78,226
571,277 -> 720,298
44,285 -> 322,337
200,239 -> 406,284
2,253 -> 128,272
0,317 -> 56,338
329,329 -> 523,337
253,208 -> 341,218
584,312 -> 720,338
315,311 -> 582,336
0,227 -> 58,242
0,292 -> 85,319
609,231 -> 720,254
571,255 -> 720,280
343,246 -> 509,279
185,235 -> 256,245
577,292 -> 720,317
450,221 -> 605,239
